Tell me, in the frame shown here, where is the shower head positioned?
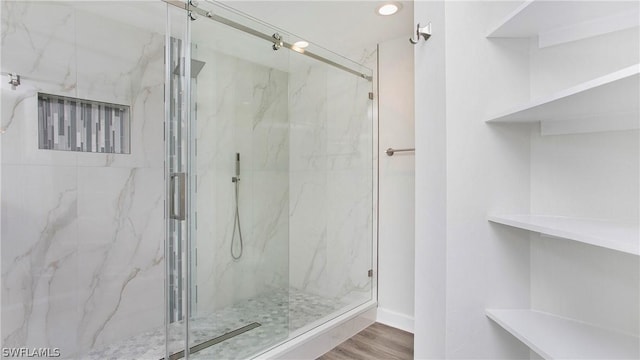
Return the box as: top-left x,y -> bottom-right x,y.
173,59 -> 206,78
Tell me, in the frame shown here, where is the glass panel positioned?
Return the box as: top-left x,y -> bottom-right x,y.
287,39 -> 375,336
187,2 -> 291,358
183,1 -> 375,358
165,3 -> 190,360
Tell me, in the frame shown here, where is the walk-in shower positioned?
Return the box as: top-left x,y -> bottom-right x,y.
0,1 -> 376,359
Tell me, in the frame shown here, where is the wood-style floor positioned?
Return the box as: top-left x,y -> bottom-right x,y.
317,322 -> 413,360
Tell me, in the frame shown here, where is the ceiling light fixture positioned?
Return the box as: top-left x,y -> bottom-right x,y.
377,3 -> 401,16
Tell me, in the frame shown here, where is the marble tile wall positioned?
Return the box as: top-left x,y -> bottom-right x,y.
194,43 -> 375,315
194,45 -> 290,314
1,1 -> 165,358
288,50 -> 376,306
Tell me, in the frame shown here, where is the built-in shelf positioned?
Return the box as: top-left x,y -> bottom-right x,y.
487,0 -> 640,47
485,65 -> 639,134
488,214 -> 639,256
486,309 -> 640,360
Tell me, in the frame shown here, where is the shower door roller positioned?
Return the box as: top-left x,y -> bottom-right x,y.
170,172 -> 186,220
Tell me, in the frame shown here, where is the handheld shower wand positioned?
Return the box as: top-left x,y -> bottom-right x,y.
235,153 -> 240,180
231,153 -> 243,260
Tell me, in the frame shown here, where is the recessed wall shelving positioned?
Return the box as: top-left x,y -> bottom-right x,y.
485,65 -> 640,134
486,309 -> 640,360
485,1 -> 640,358
488,214 -> 639,256
487,0 -> 640,47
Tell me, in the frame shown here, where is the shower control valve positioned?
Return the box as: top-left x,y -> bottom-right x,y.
232,176 -> 240,183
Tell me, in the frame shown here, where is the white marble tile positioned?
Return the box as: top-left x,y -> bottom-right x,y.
289,171 -> 327,292
1,2 -> 166,358
1,1 -> 77,92
1,2 -> 165,169
75,167 -> 163,354
0,82 -> 80,167
1,2 -> 78,167
74,10 -> 163,106
74,10 -> 165,169
325,169 -> 373,303
288,61 -> 329,173
1,165 -> 79,356
195,48 -> 290,314
326,67 -> 373,172
287,55 -> 374,308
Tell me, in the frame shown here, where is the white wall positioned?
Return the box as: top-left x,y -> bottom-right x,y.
415,1 -> 639,358
528,24 -> 640,338
377,36 -> 415,333
415,1 -> 532,358
414,1 -> 448,356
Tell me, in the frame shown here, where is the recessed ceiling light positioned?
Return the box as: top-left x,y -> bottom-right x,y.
377,3 -> 401,16
293,40 -> 309,49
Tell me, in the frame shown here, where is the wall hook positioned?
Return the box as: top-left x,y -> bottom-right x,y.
410,22 -> 432,44
7,73 -> 20,90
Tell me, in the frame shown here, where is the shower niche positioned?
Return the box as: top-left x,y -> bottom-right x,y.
37,93 -> 131,153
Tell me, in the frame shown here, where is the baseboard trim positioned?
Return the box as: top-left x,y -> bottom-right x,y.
376,307 -> 414,333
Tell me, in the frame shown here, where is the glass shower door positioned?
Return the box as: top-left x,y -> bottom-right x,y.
186,3 -> 292,359
165,3 -> 192,359
166,1 -> 375,359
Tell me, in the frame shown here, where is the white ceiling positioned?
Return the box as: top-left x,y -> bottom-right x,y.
219,0 -> 414,56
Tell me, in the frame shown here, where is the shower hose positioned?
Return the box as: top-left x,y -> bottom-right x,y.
231,177 -> 243,260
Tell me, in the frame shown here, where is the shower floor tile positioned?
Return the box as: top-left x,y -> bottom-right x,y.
85,288 -> 347,360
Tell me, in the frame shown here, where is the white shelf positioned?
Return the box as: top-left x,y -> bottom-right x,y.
488,214 -> 639,256
487,0 -> 640,47
485,65 -> 639,132
486,309 -> 640,360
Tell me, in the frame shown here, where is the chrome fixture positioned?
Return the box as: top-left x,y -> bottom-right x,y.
7,73 -> 20,89
188,1 -> 198,21
386,147 -> 415,156
272,33 -> 283,51
410,22 -> 432,44
165,322 -> 261,359
160,1 -> 372,81
170,173 -> 186,220
231,153 -> 244,260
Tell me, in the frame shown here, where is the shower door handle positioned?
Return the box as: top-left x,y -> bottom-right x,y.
170,172 -> 186,220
